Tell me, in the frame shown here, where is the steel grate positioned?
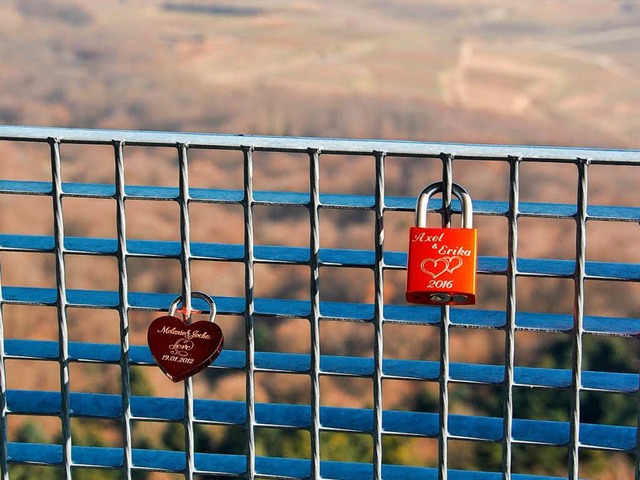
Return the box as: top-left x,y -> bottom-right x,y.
0,125 -> 638,480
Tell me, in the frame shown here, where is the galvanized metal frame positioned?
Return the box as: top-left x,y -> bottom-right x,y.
0,125 -> 638,480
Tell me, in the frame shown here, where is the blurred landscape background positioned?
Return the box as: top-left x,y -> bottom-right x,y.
0,0 -> 639,478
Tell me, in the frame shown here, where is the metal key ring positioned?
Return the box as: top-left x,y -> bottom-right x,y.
168,291 -> 217,323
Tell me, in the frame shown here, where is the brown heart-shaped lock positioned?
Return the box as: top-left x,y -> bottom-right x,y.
147,292 -> 223,382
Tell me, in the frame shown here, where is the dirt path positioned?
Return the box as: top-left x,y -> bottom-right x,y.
529,26 -> 640,82
439,38 -> 562,115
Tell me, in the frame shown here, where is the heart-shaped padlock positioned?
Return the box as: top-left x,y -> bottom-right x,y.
147,292 -> 224,382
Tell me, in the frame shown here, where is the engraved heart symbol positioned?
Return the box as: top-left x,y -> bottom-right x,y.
420,257 -> 450,279
421,256 -> 465,278
147,315 -> 224,382
446,256 -> 463,274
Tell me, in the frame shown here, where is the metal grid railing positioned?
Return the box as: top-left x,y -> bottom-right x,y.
0,125 -> 638,480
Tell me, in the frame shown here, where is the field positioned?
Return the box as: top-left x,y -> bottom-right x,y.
2,0 -> 640,145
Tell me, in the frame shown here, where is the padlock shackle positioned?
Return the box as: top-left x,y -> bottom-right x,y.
416,182 -> 473,228
169,291 -> 217,323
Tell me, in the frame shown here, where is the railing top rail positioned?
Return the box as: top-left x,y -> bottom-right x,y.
1,125 -> 639,164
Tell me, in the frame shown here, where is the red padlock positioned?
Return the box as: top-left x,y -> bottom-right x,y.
406,182 -> 477,306
147,292 -> 224,382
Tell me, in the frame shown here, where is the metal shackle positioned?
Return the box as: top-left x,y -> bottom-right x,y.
415,182 -> 473,228
169,291 -> 217,323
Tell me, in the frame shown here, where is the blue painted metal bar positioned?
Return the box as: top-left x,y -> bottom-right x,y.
2,286 -> 639,336
3,340 -> 638,394
5,442 -> 574,480
3,179 -> 640,222
5,391 -> 636,452
3,234 -> 640,282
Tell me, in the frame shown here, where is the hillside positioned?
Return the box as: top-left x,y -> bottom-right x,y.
1,0 -> 640,146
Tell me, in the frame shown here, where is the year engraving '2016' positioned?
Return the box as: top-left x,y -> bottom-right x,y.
161,354 -> 195,364
428,279 -> 453,289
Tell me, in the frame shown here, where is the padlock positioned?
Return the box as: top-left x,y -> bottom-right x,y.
147,291 -> 224,382
405,182 -> 477,306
